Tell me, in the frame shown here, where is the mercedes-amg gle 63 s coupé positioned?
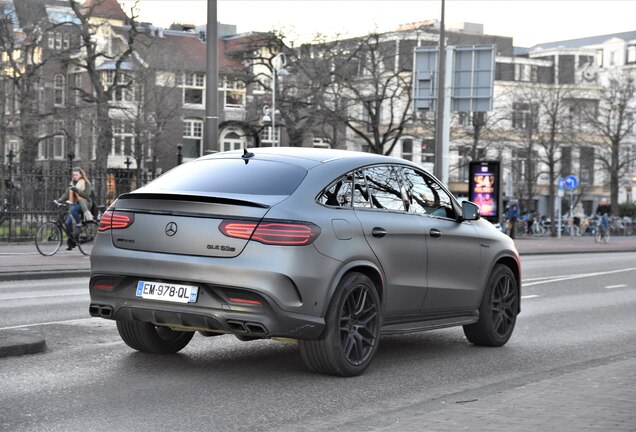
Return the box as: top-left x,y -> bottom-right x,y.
90,148 -> 520,376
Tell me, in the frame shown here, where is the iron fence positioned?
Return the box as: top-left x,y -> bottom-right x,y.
0,165 -> 154,242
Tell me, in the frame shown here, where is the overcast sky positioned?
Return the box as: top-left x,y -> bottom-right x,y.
130,0 -> 635,47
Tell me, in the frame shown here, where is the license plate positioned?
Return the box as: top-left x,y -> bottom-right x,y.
136,281 -> 199,304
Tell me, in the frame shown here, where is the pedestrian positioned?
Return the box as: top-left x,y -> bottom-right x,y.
596,198 -> 611,216
56,167 -> 93,250
506,199 -> 520,239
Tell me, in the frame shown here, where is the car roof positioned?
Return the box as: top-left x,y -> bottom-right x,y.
201,147 -> 414,170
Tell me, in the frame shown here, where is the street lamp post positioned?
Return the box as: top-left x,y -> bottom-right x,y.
270,53 -> 288,146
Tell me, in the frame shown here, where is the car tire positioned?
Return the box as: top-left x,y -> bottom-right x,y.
463,264 -> 518,347
299,272 -> 381,377
116,320 -> 194,354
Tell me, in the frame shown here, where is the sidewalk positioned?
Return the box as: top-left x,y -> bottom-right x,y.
0,243 -> 90,281
1,235 -> 636,282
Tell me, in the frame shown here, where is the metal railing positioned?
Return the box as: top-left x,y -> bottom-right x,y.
0,166 -> 153,242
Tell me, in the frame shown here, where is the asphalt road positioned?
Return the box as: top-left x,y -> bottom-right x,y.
1,252 -> 635,432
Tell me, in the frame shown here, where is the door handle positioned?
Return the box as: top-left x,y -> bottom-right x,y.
372,227 -> 387,238
429,228 -> 442,238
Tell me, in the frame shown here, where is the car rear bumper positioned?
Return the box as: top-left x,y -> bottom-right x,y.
89,273 -> 325,339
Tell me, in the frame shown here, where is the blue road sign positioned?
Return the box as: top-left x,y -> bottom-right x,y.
565,175 -> 578,190
557,177 -> 565,190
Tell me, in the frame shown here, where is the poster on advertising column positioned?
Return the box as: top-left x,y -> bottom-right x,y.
468,161 -> 500,221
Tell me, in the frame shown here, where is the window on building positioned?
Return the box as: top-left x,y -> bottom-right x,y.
512,149 -> 535,182
102,70 -> 115,86
182,118 -> 203,158
221,130 -> 244,152
514,64 -> 537,82
628,45 -> 636,64
221,78 -> 245,109
580,147 -> 595,185
112,119 -> 134,156
402,139 -> 413,161
566,99 -> 597,131
105,72 -> 134,102
421,138 -> 435,164
38,140 -> 47,160
53,135 -> 65,160
512,102 -> 538,130
73,74 -> 82,104
361,100 -> 379,132
54,74 -> 65,107
259,126 -> 280,147
609,51 -> 616,66
183,72 -> 205,105
596,49 -> 604,67
560,146 -> 572,177
74,119 -> 82,160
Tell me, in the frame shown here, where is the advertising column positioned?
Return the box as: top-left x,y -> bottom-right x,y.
468,161 -> 501,224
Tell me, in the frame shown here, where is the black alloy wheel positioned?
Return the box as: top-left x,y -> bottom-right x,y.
339,284 -> 379,366
463,264 -> 518,347
490,270 -> 517,338
299,272 -> 381,377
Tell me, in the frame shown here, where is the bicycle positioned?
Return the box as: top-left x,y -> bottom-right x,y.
35,201 -> 99,256
594,220 -> 610,244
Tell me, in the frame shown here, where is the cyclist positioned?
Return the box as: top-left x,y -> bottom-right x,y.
55,167 -> 93,250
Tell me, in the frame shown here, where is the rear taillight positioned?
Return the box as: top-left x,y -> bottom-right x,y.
98,211 -> 135,232
219,220 -> 320,246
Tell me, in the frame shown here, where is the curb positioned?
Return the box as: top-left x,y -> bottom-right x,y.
518,248 -> 636,256
0,269 -> 90,282
0,331 -> 47,358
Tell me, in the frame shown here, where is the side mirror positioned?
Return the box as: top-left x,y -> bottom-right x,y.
461,201 -> 481,221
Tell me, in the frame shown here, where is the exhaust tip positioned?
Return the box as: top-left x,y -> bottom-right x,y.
89,304 -> 114,318
245,322 -> 267,335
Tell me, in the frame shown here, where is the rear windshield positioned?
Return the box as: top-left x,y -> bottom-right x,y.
143,159 -> 307,196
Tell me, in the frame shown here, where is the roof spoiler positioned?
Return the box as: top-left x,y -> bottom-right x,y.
117,192 -> 270,209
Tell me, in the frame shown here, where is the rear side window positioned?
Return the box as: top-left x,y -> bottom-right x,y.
145,159 -> 307,196
318,174 -> 353,207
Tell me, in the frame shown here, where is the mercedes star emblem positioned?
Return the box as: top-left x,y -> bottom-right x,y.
165,222 -> 178,237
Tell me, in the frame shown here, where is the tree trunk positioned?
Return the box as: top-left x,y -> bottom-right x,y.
611,138 -> 620,216
548,164 -> 557,237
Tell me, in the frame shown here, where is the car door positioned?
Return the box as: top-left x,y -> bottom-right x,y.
400,167 -> 483,313
353,165 -> 428,316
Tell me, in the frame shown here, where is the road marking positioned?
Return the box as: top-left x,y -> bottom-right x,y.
0,252 -> 40,256
521,295 -> 539,299
605,284 -> 628,289
523,267 -> 636,287
0,293 -> 87,301
0,317 -> 99,331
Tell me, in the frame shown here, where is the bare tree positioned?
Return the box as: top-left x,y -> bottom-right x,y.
508,89 -> 542,215
119,62 -> 182,181
0,6 -> 71,167
535,85 -> 575,236
68,0 -> 139,172
583,72 -> 636,216
318,33 -> 415,155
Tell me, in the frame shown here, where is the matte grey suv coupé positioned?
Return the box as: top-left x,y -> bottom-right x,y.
90,148 -> 520,376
